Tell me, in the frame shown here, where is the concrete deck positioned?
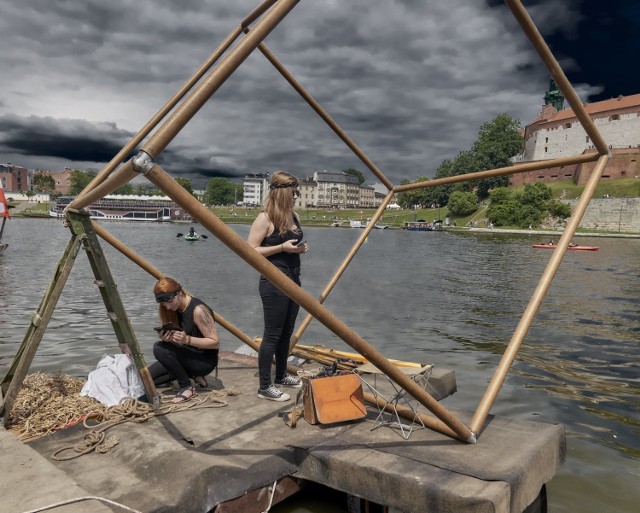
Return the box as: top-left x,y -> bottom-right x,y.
0,354 -> 564,513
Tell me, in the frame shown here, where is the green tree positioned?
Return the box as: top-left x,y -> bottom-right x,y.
471,114 -> 523,198
115,183 -> 134,195
69,169 -> 98,195
205,177 -> 236,206
342,168 -> 365,184
397,176 -> 430,209
447,191 -> 478,216
548,200 -> 572,219
487,183 -> 566,228
175,177 -> 194,196
32,173 -> 56,194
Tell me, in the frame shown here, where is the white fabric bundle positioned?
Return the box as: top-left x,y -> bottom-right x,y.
80,354 -> 145,406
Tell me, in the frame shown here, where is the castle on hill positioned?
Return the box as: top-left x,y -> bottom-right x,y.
512,80 -> 640,186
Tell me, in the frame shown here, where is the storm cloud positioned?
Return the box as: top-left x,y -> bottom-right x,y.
0,0 -> 635,187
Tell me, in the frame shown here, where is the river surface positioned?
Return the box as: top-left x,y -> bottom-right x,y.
0,218 -> 638,513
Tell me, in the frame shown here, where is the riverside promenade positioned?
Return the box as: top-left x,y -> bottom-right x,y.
0,353 -> 564,513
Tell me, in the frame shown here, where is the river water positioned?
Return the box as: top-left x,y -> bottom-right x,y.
0,218 -> 638,513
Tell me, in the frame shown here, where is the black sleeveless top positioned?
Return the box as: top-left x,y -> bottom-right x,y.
177,297 -> 218,356
262,216 -> 303,269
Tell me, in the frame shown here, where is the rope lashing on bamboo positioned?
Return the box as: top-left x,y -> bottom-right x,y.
51,393 -> 234,461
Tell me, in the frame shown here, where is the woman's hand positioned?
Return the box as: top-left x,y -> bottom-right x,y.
160,330 -> 188,345
282,240 -> 308,254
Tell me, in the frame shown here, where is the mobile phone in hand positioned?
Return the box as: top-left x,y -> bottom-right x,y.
294,239 -> 307,246
154,322 -> 182,332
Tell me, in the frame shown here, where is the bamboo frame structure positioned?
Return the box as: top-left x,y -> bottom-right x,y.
4,0 -> 612,444
92,222 -> 301,374
289,191 -> 395,349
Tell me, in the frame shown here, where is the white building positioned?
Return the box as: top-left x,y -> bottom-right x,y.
313,170 -> 360,208
242,173 -> 270,207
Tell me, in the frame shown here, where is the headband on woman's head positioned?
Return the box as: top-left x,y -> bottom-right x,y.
155,287 -> 182,303
269,181 -> 299,190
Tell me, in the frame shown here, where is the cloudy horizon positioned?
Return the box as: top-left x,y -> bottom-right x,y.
1,0 -> 636,188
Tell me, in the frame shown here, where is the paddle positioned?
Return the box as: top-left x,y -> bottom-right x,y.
177,232 -> 208,239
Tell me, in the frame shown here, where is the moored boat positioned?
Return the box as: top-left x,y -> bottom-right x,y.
49,195 -> 189,222
402,221 -> 432,231
0,180 -> 10,253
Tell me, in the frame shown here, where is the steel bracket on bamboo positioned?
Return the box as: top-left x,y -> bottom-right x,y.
131,150 -> 156,175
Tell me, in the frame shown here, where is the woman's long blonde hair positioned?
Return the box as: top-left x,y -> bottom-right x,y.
263,170 -> 300,236
154,277 -> 189,325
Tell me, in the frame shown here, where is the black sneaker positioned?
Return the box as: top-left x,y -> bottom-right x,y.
257,385 -> 291,402
275,375 -> 302,388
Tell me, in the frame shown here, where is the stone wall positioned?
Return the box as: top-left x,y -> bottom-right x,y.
566,197 -> 640,232
510,148 -> 640,186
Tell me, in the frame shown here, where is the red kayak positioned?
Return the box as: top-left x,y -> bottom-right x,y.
532,244 -> 599,251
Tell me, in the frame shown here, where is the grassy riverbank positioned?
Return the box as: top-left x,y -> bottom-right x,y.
8,176 -> 640,236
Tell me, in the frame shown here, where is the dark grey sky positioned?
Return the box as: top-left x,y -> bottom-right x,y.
0,0 -> 636,188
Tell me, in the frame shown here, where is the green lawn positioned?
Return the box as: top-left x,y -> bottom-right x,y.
514,177 -> 640,200
214,205 -> 451,228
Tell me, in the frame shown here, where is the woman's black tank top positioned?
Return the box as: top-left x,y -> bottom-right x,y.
262,216 -> 303,269
177,297 -> 217,355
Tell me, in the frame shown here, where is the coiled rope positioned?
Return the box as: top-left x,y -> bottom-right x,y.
51,392 -> 233,461
4,373 -> 236,460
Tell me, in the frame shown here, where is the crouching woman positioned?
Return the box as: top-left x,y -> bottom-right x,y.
147,277 -> 219,403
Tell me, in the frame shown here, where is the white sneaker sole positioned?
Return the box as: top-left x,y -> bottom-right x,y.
257,391 -> 291,402
275,382 -> 302,389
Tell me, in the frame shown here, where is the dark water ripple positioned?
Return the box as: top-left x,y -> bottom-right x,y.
1,219 -> 639,513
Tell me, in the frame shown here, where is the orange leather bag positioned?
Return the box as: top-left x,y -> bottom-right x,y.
302,374 -> 366,425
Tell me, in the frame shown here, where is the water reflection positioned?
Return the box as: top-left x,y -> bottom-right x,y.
1,219 -> 639,513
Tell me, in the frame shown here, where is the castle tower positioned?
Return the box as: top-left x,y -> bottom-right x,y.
543,78 -> 565,111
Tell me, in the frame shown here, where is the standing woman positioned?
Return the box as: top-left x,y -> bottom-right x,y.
248,171 -> 309,401
146,277 -> 220,403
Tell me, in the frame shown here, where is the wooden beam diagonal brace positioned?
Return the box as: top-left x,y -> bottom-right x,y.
141,161 -> 475,443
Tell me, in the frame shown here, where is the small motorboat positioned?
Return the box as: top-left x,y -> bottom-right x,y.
532,244 -> 599,251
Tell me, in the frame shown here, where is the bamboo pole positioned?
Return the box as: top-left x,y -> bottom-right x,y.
253,38 -> 394,190
140,0 -> 300,160
69,0 -> 299,211
92,222 -> 164,279
470,154 -> 610,435
393,153 -> 599,193
76,23 -> 245,199
141,162 -> 475,443
241,0 -> 280,28
289,191 -> 394,349
77,0 -> 280,199
506,0 -> 609,156
69,162 -> 138,210
92,221 -> 301,372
